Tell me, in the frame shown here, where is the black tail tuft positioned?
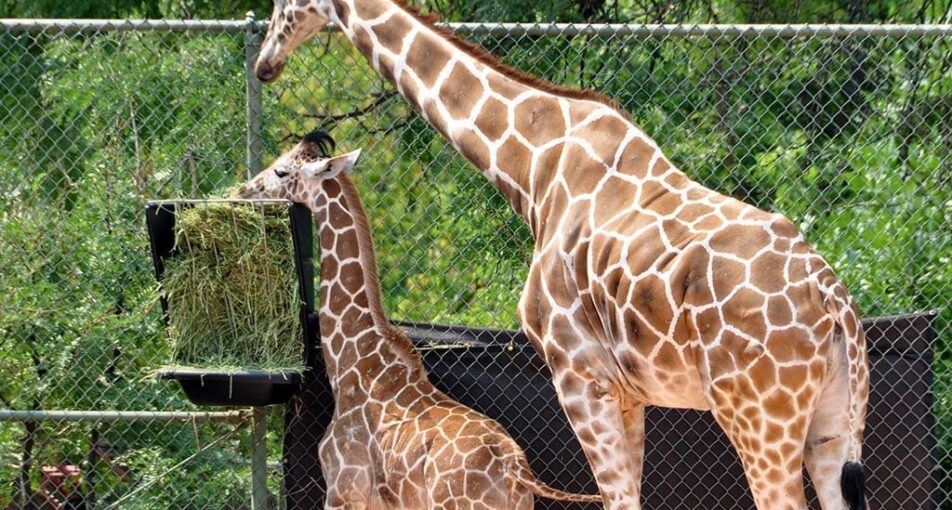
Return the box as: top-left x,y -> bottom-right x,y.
841,461 -> 867,510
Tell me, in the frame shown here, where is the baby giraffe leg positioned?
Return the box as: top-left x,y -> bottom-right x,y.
324,501 -> 368,510
319,430 -> 373,510
321,466 -> 372,510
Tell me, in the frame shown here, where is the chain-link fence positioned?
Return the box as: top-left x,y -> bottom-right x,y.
0,17 -> 949,509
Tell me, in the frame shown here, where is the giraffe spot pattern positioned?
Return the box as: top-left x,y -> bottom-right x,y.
233,135 -> 601,508
255,2 -> 871,508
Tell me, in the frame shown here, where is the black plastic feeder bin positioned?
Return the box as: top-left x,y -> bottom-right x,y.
145,199 -> 319,407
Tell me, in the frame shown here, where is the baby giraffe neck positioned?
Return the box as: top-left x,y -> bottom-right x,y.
312,175 -> 418,389
314,175 -> 388,334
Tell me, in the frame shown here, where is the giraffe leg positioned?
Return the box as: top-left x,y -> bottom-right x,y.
545,342 -> 645,510
623,403 -> 646,501
804,361 -> 856,510
319,429 -> 373,510
322,477 -> 372,510
705,375 -> 811,510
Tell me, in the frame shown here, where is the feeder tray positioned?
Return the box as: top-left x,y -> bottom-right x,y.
146,199 -> 318,406
155,369 -> 303,407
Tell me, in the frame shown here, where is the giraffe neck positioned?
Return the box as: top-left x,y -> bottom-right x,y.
326,0 -> 621,233
312,175 -> 419,391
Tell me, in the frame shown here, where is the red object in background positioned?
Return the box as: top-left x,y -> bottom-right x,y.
3,464 -> 86,510
37,464 -> 84,509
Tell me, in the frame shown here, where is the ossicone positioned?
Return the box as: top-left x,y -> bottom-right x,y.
302,129 -> 336,158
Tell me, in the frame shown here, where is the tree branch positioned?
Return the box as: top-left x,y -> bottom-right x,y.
302,91 -> 398,129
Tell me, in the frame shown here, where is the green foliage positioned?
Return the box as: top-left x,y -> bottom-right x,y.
0,0 -> 271,19
3,0 -> 948,24
0,27 -> 257,508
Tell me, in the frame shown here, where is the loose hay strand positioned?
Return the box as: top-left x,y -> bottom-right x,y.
160,202 -> 304,372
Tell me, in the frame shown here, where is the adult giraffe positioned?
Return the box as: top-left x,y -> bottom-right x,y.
253,2 -> 869,509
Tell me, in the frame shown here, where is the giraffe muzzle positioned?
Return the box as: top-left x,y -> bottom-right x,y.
255,60 -> 284,82
229,185 -> 247,199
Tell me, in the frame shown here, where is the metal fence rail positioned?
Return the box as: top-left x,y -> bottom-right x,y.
4,18 -> 951,36
0,17 -> 949,509
0,410 -> 248,423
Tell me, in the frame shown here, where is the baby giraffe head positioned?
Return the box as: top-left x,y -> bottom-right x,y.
231,130 -> 361,204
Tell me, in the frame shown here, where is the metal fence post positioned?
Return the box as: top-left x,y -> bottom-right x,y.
251,406 -> 270,510
244,11 -> 264,179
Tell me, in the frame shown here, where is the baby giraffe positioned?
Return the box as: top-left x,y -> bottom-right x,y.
232,130 -> 600,509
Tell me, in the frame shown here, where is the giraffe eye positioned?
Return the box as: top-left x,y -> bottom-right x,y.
274,168 -> 290,178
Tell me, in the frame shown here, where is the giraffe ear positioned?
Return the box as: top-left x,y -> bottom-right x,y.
327,149 -> 362,176
301,149 -> 362,179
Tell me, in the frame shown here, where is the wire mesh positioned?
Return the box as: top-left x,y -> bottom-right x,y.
0,18 -> 949,509
0,20 -> 269,509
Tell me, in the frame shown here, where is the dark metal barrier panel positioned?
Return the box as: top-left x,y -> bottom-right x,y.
283,311 -> 937,509
283,364 -> 334,508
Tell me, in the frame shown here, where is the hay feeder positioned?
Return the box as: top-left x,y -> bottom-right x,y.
145,199 -> 317,406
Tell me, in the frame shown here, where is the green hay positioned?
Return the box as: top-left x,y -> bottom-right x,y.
160,203 -> 304,372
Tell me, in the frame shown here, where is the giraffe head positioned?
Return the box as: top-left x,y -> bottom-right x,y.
255,0 -> 331,82
230,130 -> 362,202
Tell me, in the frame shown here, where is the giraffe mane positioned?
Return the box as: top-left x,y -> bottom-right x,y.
336,173 -> 420,364
392,1 -> 632,120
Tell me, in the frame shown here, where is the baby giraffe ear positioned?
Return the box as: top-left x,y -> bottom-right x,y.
301,149 -> 362,179
327,149 -> 362,175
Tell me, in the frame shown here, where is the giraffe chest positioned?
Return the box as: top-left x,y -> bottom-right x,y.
323,394 -> 442,508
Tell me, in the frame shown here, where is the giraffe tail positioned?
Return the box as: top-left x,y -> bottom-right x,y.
823,279 -> 869,510
501,441 -> 602,503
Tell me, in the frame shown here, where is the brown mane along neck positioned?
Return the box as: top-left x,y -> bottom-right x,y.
334,174 -> 389,332
332,174 -> 419,361
387,0 -> 631,120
